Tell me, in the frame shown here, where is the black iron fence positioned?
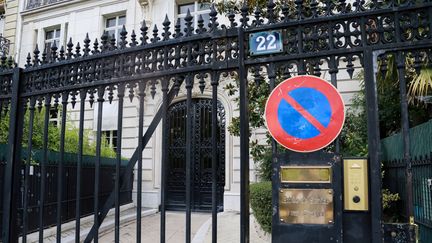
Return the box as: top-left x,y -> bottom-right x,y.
0,144 -> 133,236
382,120 -> 432,242
1,1 -> 432,242
383,156 -> 432,242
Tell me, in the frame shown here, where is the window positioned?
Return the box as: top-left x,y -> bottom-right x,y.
177,2 -> 211,32
93,100 -> 119,132
104,15 -> 126,41
44,28 -> 60,54
103,130 -> 118,151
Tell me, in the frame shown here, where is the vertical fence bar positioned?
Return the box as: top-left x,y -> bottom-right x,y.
329,56 -> 340,153
56,92 -> 68,242
424,161 -> 427,222
425,153 -> 432,224
2,67 -> 24,243
396,51 -> 414,222
426,153 -> 432,223
210,16 -> 221,243
363,49 -> 383,243
22,98 -> 36,243
268,63 -> 279,239
94,86 -> 105,243
75,90 -> 86,243
417,163 -> 422,221
185,74 -> 193,243
211,71 -> 219,243
298,59 -> 306,75
160,78 -> 169,243
136,82 -> 145,243
238,26 -> 250,243
328,17 -> 340,153
115,84 -> 125,243
39,94 -> 52,243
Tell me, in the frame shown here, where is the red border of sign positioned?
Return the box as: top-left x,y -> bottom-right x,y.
265,75 -> 345,153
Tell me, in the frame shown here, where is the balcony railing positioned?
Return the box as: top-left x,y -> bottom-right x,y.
25,0 -> 69,10
0,35 -> 9,56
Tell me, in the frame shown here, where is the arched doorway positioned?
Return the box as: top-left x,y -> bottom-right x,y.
166,98 -> 225,212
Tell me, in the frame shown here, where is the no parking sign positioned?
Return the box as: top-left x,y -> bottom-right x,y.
265,75 -> 345,153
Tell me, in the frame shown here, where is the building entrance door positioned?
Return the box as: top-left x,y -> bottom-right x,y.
166,98 -> 225,212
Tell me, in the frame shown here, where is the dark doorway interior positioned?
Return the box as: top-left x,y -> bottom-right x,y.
166,98 -> 225,212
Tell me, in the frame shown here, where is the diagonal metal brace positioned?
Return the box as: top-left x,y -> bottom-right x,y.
84,81 -> 181,243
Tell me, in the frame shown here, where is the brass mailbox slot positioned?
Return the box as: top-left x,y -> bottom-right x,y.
280,166 -> 332,183
343,159 -> 369,211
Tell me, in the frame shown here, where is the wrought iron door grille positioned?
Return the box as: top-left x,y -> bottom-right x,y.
166,98 -> 225,212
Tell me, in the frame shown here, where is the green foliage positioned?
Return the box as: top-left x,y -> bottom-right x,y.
212,0 -> 344,18
339,74 -> 369,157
250,181 -> 272,233
405,52 -> 432,104
0,106 -> 117,159
224,75 -> 271,136
376,54 -> 431,137
0,114 -> 9,144
224,71 -> 279,182
340,62 -> 431,155
250,142 -> 273,181
213,0 -> 271,14
382,188 -> 400,210
409,68 -> 432,102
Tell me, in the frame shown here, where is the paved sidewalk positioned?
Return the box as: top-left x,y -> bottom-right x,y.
199,212 -> 270,243
99,211 -> 210,242
23,207 -> 271,242
22,204 -> 157,243
99,211 -> 270,243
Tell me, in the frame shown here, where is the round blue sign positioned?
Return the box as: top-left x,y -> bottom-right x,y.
278,87 -> 332,139
265,75 -> 345,153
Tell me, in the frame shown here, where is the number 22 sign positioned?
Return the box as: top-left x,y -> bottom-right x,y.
249,30 -> 283,56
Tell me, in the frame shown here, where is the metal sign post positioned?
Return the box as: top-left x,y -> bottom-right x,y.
265,75 -> 346,242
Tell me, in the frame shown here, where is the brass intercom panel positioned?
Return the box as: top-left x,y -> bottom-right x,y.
343,159 -> 369,211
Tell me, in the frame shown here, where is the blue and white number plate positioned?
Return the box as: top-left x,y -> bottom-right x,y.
249,30 -> 283,56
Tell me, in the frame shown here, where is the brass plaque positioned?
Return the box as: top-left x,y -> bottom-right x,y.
279,189 -> 334,224
280,166 -> 331,183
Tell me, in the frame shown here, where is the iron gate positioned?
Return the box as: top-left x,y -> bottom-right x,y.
1,0 -> 432,242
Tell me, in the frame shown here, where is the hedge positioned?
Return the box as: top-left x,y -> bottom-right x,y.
250,181 -> 272,233
0,144 -> 128,167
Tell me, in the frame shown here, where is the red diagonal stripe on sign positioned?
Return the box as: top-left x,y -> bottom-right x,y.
282,92 -> 326,133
